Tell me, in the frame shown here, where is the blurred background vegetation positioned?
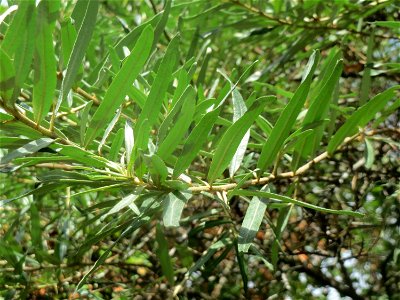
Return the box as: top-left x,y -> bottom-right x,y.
0,0 -> 399,299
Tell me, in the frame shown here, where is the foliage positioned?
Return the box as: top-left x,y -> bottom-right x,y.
0,0 -> 399,299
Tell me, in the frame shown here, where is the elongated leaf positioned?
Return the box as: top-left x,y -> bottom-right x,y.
173,108 -> 221,178
258,51 -> 320,172
108,128 -> 124,162
229,88 -> 250,177
85,25 -> 154,146
56,0 -> 99,116
373,21 -> 400,29
230,189 -> 364,217
101,188 -> 144,220
152,0 -> 171,51
208,97 -> 269,183
156,224 -> 175,285
32,0 -> 59,124
125,120 -> 134,164
327,85 -> 399,155
60,18 -> 77,69
0,138 -> 54,165
98,107 -> 121,154
238,196 -> 268,253
135,35 -> 180,142
157,86 -> 196,160
144,154 -> 168,186
291,60 -> 343,169
8,0 -> 36,102
163,191 -> 191,227
0,48 -> 15,104
80,100 -> 93,145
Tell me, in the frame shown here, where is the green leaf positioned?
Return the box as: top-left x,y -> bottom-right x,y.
5,0 -> 36,102
32,0 -> 59,124
55,0 -> 99,116
291,59 -> 343,169
231,189 -> 363,217
135,35 -> 180,142
60,18 -> 77,69
0,138 -> 54,165
373,21 -> 400,29
238,195 -> 268,253
163,190 -> 191,227
101,188 -> 144,220
152,0 -> 172,51
229,88 -> 250,177
109,128 -> 124,162
173,108 -> 221,178
157,86 -> 196,160
364,138 -> 375,169
85,25 -> 154,146
257,50 -> 320,172
0,48 -> 15,104
208,97 -> 270,183
156,224 -> 175,285
80,100 -> 93,145
144,154 -> 168,186
327,85 -> 399,155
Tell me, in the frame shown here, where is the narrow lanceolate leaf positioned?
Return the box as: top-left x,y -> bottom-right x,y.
135,35 -> 180,142
56,0 -> 99,116
257,50 -> 320,172
1,0 -> 36,102
231,190 -> 364,217
60,18 -> 77,69
291,60 -> 343,169
208,97 -> 269,183
163,191 -> 191,227
98,107 -> 121,154
156,224 -> 175,285
85,25 -> 154,147
80,100 -> 93,145
0,138 -> 54,165
327,85 -> 399,155
173,108 -> 221,178
101,188 -> 144,220
238,196 -> 268,253
125,120 -> 134,164
152,0 -> 171,52
0,49 -> 15,104
144,154 -> 168,186
109,128 -> 124,162
229,88 -> 250,177
157,86 -> 196,160
32,0 -> 59,124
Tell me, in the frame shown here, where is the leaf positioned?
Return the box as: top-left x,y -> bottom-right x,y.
229,88 -> 250,177
327,86 -> 399,155
125,120 -> 134,164
364,138 -> 375,169
234,240 -> 248,295
257,50 -> 320,172
238,195 -> 268,253
163,190 -> 191,227
144,154 -> 168,186
32,0 -> 59,124
1,1 -> 37,103
80,100 -> 93,145
230,190 -> 364,217
60,18 -> 77,69
55,0 -> 99,117
0,138 -> 54,165
157,86 -> 196,160
135,35 -> 180,142
291,59 -> 343,169
373,21 -> 400,29
85,25 -> 154,146
152,0 -> 172,51
108,128 -> 124,162
173,108 -> 221,178
359,29 -> 374,105
0,48 -> 15,104
208,97 -> 269,183
98,108 -> 122,154
156,224 -> 175,285
101,188 -> 144,220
